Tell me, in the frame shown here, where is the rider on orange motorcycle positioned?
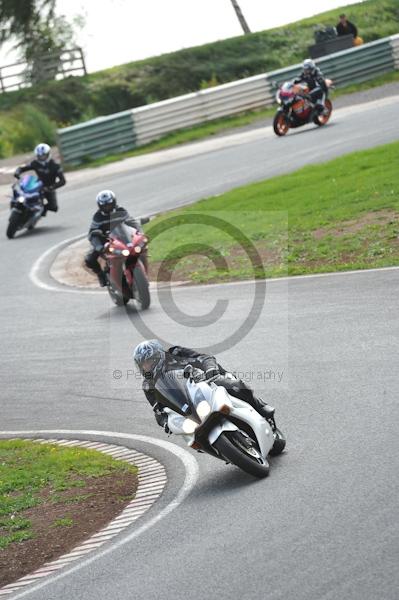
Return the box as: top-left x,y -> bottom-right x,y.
294,59 -> 328,115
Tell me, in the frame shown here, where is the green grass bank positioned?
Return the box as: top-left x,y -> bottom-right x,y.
145,141 -> 399,283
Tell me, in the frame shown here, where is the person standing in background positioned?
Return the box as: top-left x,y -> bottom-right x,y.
336,14 -> 358,38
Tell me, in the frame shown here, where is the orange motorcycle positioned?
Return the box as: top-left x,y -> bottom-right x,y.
273,79 -> 333,136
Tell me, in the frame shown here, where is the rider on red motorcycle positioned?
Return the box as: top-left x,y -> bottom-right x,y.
85,190 -> 143,287
294,59 -> 328,115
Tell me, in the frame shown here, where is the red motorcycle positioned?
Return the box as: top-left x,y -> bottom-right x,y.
273,79 -> 333,136
103,220 -> 150,308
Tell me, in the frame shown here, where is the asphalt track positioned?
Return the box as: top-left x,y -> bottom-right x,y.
1,95 -> 398,600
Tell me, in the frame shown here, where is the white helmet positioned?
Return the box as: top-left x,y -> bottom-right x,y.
302,59 -> 316,74
34,143 -> 51,162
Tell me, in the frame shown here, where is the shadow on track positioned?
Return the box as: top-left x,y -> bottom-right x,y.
280,122 -> 337,138
94,302 -> 142,321
21,224 -> 72,236
192,451 -> 287,498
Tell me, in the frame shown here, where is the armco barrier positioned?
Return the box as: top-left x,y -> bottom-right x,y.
132,73 -> 273,146
58,34 -> 399,164
391,34 -> 399,69
58,111 -> 136,165
267,36 -> 395,89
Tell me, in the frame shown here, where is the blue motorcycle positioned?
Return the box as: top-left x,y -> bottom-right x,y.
7,175 -> 45,239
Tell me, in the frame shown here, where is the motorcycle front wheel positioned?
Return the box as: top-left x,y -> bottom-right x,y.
273,112 -> 289,136
6,211 -> 24,239
132,262 -> 150,310
213,431 -> 270,478
314,99 -> 332,126
269,428 -> 286,456
106,275 -> 130,306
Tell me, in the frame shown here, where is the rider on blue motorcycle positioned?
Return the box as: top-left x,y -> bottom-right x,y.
14,144 -> 66,215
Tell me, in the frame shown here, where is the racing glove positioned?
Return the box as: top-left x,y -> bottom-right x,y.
153,404 -> 170,432
14,169 -> 21,179
205,367 -> 220,380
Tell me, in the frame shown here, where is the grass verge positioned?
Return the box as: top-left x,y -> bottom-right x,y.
0,439 -> 137,551
68,71 -> 399,171
145,140 -> 399,283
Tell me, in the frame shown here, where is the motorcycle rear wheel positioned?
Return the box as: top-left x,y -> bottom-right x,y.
6,211 -> 23,239
213,431 -> 270,478
314,99 -> 332,126
132,262 -> 150,310
273,113 -> 289,136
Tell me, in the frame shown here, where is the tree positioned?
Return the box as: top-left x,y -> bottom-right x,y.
0,1 -> 83,85
0,0 -> 55,41
21,15 -> 81,84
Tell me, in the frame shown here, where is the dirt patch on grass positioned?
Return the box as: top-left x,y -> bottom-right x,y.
49,209 -> 399,287
313,209 -> 398,240
0,471 -> 138,588
150,240 -> 287,283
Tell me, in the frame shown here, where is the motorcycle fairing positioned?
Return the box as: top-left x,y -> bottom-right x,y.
166,378 -> 274,458
154,370 -> 194,416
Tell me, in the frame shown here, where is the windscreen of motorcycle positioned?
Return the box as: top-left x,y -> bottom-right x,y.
154,370 -> 194,416
280,81 -> 294,99
109,221 -> 136,244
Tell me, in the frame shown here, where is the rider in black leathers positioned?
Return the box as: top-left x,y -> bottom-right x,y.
14,143 -> 66,215
294,59 -> 328,114
85,190 -> 143,287
133,340 -> 275,431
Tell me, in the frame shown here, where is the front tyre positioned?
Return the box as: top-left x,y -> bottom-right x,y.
269,428 -> 286,456
213,432 -> 270,478
314,99 -> 332,126
273,112 -> 289,136
132,262 -> 150,310
6,211 -> 23,239
106,274 -> 130,306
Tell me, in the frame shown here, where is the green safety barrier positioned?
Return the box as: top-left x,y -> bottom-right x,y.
58,110 -> 136,165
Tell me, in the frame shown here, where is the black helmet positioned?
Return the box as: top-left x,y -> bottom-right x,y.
96,189 -> 117,215
133,340 -> 165,378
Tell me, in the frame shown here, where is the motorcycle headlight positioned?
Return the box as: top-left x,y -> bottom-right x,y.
134,246 -> 142,253
182,418 -> 198,434
122,249 -> 130,257
196,400 -> 211,419
18,196 -> 25,203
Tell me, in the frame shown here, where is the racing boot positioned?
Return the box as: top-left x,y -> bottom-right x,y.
252,396 -> 276,427
97,271 -> 107,287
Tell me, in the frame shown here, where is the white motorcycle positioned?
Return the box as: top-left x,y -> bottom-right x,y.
155,366 -> 286,478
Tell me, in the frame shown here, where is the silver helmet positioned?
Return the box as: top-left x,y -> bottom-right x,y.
133,340 -> 165,378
